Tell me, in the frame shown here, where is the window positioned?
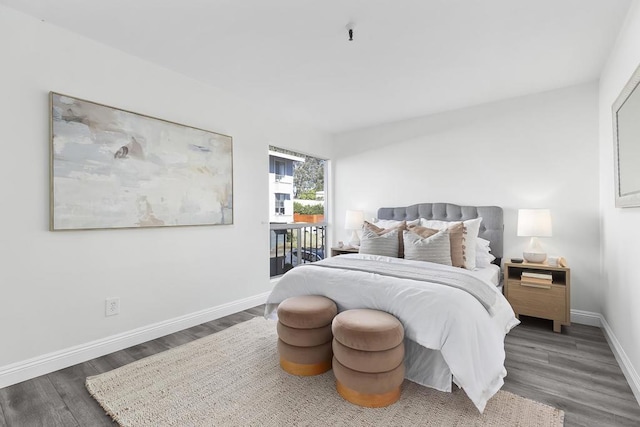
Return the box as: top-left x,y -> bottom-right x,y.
275,160 -> 285,182
269,146 -> 328,278
275,193 -> 290,215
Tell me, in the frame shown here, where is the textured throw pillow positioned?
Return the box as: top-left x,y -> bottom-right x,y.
403,229 -> 452,265
406,225 -> 438,239
446,222 -> 465,268
363,220 -> 407,258
420,217 -> 483,270
410,223 -> 465,268
359,227 -> 400,258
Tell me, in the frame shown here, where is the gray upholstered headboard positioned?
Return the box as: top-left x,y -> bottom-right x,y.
377,202 -> 504,263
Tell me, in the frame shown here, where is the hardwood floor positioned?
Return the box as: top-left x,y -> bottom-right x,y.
0,308 -> 638,426
502,316 -> 640,426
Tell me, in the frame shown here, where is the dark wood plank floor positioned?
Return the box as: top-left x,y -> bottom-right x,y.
502,316 -> 640,426
1,308 -> 638,426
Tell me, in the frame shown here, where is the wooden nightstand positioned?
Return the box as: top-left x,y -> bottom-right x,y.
504,260 -> 570,333
331,246 -> 359,257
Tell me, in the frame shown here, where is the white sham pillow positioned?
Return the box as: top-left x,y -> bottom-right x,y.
420,217 -> 483,270
403,229 -> 452,265
359,227 -> 400,258
476,253 -> 496,268
477,237 -> 491,248
475,237 -> 496,268
374,218 -> 419,229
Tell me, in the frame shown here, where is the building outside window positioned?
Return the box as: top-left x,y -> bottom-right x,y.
275,160 -> 285,182
274,193 -> 289,215
269,147 -> 327,277
268,150 -> 303,223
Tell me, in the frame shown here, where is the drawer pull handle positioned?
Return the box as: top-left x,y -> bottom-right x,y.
520,282 -> 551,290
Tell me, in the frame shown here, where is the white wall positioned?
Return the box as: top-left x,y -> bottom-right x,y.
0,6 -> 331,371
599,1 -> 640,399
332,83 -> 601,313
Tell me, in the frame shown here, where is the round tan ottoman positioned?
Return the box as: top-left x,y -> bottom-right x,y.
332,309 -> 405,407
277,295 -> 337,376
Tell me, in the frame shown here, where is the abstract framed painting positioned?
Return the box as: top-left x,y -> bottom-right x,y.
50,92 -> 233,230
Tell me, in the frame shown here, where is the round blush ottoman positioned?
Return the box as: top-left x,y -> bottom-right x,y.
331,309 -> 405,407
277,295 -> 337,376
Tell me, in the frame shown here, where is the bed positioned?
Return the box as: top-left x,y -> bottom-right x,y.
265,202 -> 519,413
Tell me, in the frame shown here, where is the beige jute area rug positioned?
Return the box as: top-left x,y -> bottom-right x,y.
86,317 -> 564,426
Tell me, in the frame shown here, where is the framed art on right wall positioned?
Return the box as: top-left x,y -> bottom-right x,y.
612,62 -> 640,208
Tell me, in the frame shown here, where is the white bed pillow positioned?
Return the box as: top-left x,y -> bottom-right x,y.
403,229 -> 452,265
476,238 -> 496,268
374,218 -> 419,229
420,217 -> 483,270
477,237 -> 491,248
359,227 -> 400,258
476,253 -> 496,268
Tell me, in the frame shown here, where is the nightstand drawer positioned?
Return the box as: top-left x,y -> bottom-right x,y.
507,281 -> 566,321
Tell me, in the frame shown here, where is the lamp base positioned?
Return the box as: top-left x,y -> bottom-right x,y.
523,252 -> 547,263
523,236 -> 547,263
348,230 -> 360,248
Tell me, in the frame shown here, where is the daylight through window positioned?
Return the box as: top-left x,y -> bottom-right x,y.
268,147 -> 327,277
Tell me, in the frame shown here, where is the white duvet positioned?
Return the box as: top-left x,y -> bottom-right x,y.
265,253 -> 519,413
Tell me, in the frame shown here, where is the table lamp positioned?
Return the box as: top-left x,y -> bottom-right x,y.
345,210 -> 364,247
517,208 -> 552,263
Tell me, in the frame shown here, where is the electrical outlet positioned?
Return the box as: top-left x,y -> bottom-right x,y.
105,297 -> 120,316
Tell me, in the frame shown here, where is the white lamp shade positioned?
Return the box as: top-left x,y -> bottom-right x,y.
344,210 -> 365,230
517,209 -> 552,237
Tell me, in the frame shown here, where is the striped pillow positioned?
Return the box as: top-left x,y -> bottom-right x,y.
403,229 -> 452,266
420,218 -> 481,269
362,220 -> 407,257
359,227 -> 400,258
409,223 -> 464,267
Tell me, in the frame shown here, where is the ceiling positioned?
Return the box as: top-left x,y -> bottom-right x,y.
1,0 -> 632,133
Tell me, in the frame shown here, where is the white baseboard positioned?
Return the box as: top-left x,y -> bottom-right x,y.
0,291 -> 270,389
570,309 -> 640,405
599,315 -> 640,406
570,309 -> 602,327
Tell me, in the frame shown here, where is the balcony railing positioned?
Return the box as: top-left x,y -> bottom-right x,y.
270,222 -> 326,278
